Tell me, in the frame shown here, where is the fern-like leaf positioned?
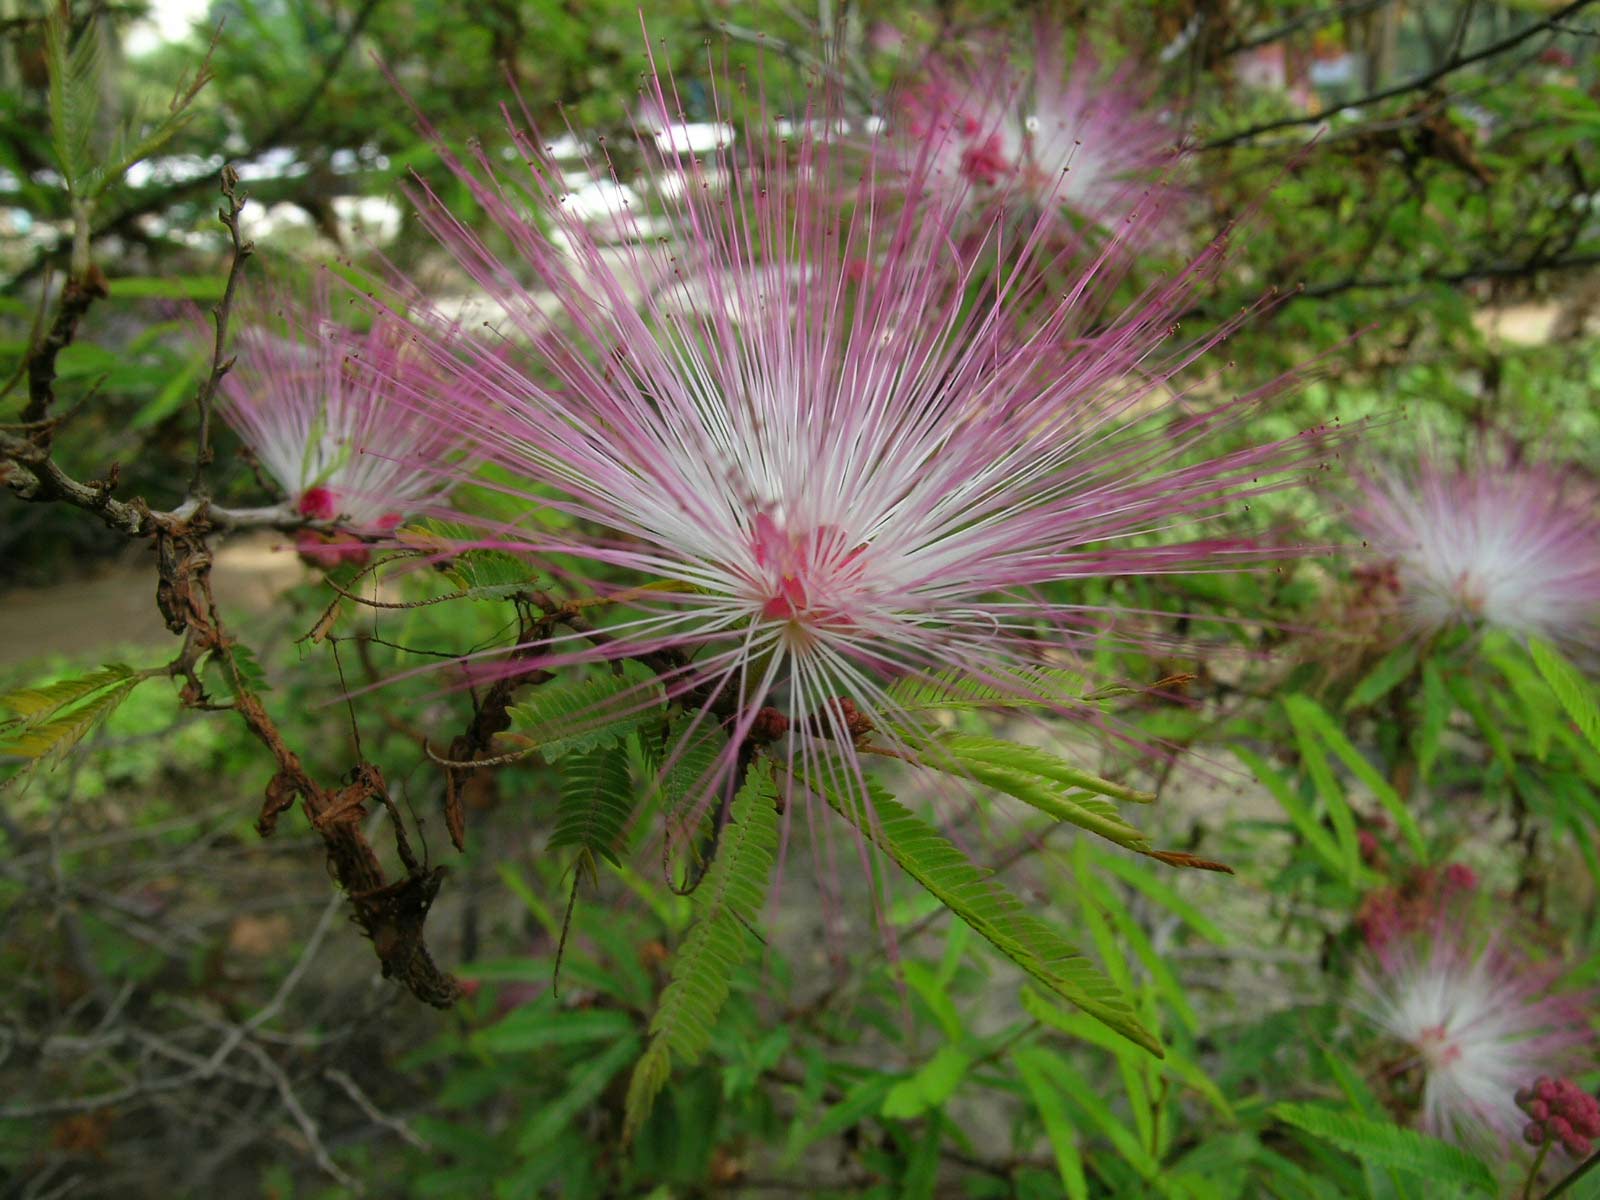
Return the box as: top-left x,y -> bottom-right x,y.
623,761 -> 779,1140
505,666 -> 665,762
0,675 -> 145,764
1529,638 -> 1600,755
820,772 -> 1160,1056
937,735 -> 1155,805
1,664 -> 135,722
551,746 -> 636,870
658,716 -> 729,811
1271,1103 -> 1496,1195
45,8 -> 106,194
882,665 -> 1091,718
958,759 -> 1152,854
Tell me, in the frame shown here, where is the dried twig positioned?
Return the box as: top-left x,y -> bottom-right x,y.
189,166 -> 255,499
323,1067 -> 431,1150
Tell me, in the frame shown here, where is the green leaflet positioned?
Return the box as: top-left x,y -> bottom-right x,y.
819,772 -> 1161,1056
1283,694 -> 1426,860
907,733 -> 1161,858
658,715 -> 729,815
937,735 -> 1156,805
440,546 -> 542,595
1,664 -> 136,720
1021,986 -> 1232,1120
46,8 -> 105,194
1011,1047 -> 1089,1200
1235,747 -> 1362,887
1342,642 -> 1419,711
1529,638 -> 1600,756
1416,661 -> 1451,782
470,1004 -> 635,1055
515,1034 -> 640,1153
505,665 -> 665,762
0,665 -> 151,766
551,746 -> 636,870
1017,1043 -> 1160,1179
881,664 -> 1090,719
880,1044 -> 972,1119
1271,1104 -> 1497,1195
623,761 -> 780,1140
956,759 -> 1152,854
549,745 -> 639,987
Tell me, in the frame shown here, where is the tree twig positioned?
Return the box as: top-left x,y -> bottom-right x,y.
1200,0 -> 1596,150
189,167 -> 255,499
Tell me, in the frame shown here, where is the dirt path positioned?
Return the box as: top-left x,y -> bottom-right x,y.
0,534 -> 309,671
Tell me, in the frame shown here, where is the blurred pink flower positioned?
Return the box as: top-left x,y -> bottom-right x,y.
1350,456 -> 1600,651
378,57 -> 1321,813
1355,910 -> 1595,1151
893,22 -> 1179,239
216,283 -> 461,535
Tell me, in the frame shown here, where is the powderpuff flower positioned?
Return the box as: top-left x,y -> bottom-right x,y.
378,55 -> 1322,817
216,283 -> 463,536
893,22 -> 1179,239
1349,456 -> 1600,652
1354,912 -> 1595,1151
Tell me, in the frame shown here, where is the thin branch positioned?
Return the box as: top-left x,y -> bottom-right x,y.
188,167 -> 255,498
238,1040 -> 361,1193
1543,1148 -> 1600,1199
1291,249 -> 1600,302
1200,0 -> 1596,149
322,1067 -> 430,1150
21,267 -> 108,432
1221,0 -> 1390,59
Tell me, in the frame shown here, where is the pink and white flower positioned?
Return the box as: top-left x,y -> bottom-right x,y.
1350,456 -> 1600,651
216,283 -> 462,534
1354,911 -> 1595,1151
374,56 -> 1321,815
893,22 -> 1179,238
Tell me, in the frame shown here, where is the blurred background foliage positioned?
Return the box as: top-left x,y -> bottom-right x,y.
3,1 -> 1600,1198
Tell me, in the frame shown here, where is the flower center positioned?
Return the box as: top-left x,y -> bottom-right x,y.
750,513 -> 868,627
298,486 -> 338,521
960,133 -> 1012,187
1417,1023 -> 1462,1068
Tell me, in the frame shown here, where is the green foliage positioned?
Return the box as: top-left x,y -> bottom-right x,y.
1284,694 -> 1425,860
882,664 -> 1090,717
1530,638 -> 1600,755
45,7 -> 206,206
1271,1104 -> 1498,1196
8,3 -> 1600,1196
624,760 -> 780,1140
506,664 -> 665,762
0,663 -> 151,765
552,745 -> 636,871
932,740 -> 1155,855
45,7 -> 108,198
819,769 -> 1160,1056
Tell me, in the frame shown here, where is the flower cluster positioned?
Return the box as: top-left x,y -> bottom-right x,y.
1349,454 -> 1600,653
1518,1076 -> 1600,1158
